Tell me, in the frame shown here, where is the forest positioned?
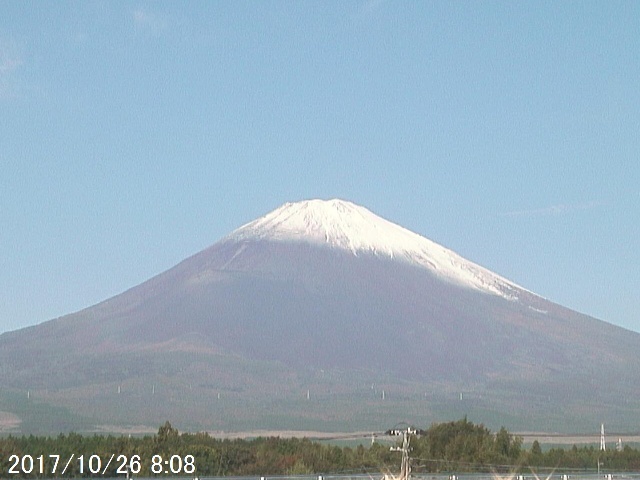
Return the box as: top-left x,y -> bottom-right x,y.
1,418 -> 640,477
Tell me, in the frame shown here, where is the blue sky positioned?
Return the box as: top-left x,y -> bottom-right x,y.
1,1 -> 638,334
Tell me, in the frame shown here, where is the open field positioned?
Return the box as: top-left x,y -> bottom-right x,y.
0,411 -> 20,432
201,430 -> 640,449
518,432 -> 640,446
160,429 -> 640,446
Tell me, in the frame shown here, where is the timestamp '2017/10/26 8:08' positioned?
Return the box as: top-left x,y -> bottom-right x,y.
5,454 -> 196,476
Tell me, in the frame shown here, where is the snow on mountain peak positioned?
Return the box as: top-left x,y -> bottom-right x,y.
226,199 -> 523,299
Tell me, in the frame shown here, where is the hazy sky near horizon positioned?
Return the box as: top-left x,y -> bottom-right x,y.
1,1 -> 639,334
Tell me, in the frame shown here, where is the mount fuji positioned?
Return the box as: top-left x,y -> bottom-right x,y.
1,199 -> 640,434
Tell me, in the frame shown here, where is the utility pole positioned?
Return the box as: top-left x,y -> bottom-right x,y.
598,423 -> 606,475
387,427 -> 424,480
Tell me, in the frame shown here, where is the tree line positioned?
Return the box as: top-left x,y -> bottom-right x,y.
1,418 -> 640,477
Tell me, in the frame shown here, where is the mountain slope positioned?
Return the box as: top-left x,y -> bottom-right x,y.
1,199 -> 639,434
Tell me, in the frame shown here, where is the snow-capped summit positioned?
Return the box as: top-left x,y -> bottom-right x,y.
227,199 -> 524,299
